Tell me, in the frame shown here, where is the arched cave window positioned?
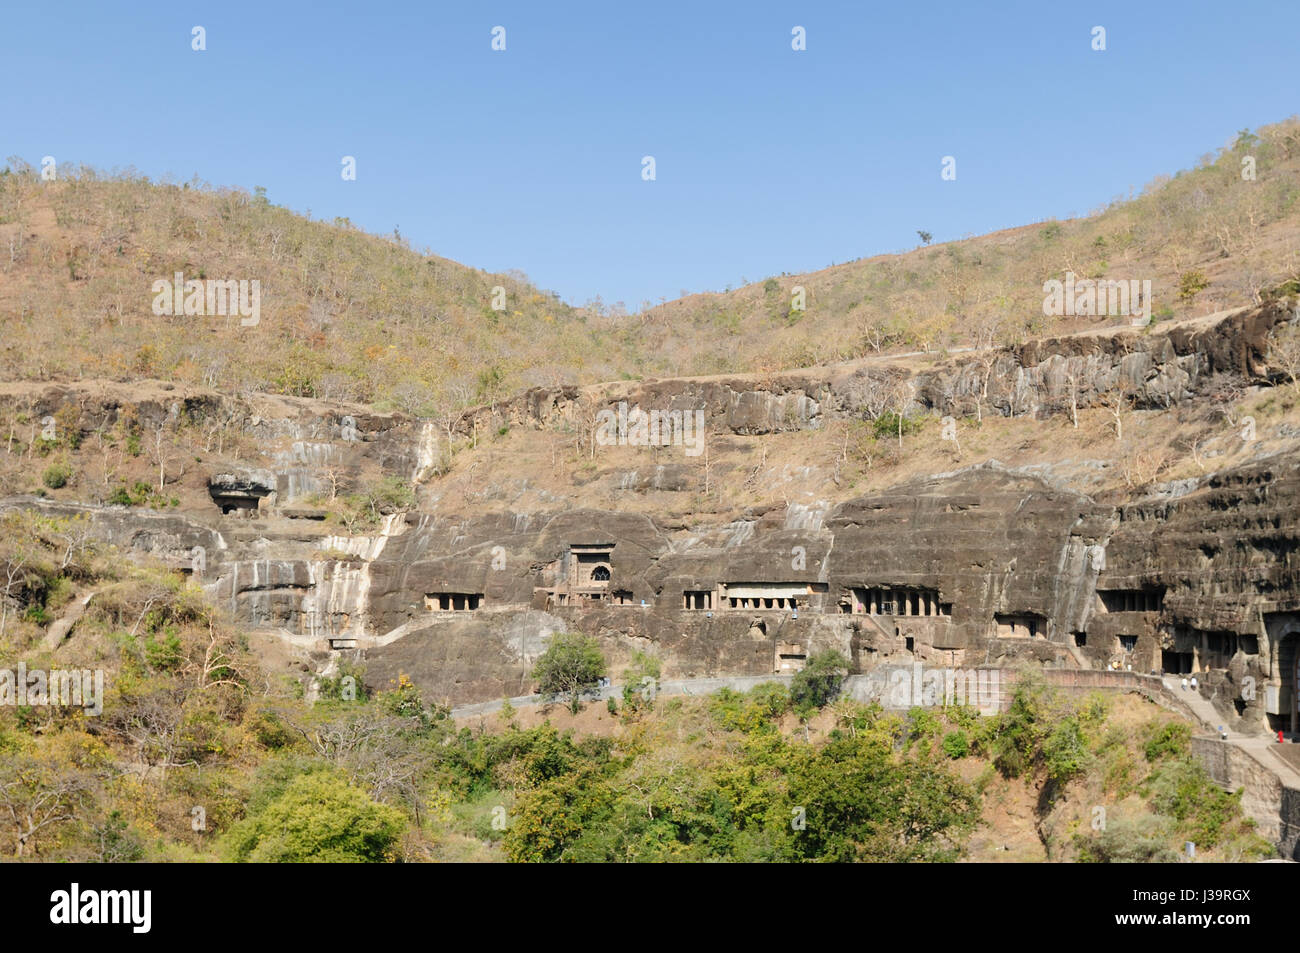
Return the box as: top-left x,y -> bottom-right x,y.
591,565 -> 611,582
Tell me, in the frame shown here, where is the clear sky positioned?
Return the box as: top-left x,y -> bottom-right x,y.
3,0 -> 1297,309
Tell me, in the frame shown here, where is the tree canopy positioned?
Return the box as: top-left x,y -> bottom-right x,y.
532,632 -> 606,713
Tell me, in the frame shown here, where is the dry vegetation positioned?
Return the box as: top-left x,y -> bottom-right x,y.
3,120 -> 1300,419
636,119 -> 1300,375
0,166 -> 615,413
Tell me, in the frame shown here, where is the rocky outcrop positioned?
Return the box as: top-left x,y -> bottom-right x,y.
908,304 -> 1289,419
448,304 -> 1295,436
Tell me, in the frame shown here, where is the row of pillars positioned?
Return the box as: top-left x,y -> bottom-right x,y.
728,596 -> 800,610
855,587 -> 943,617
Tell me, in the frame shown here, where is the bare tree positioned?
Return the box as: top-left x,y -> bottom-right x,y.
1209,379 -> 1247,427
0,550 -> 28,637
702,427 -> 713,497
202,406 -> 239,455
884,379 -> 913,449
862,321 -> 885,354
968,309 -> 1004,352
95,435 -> 122,491
321,463 -> 348,502
1104,375 -> 1133,441
435,383 -> 473,471
1119,443 -> 1170,491
104,689 -> 196,781
0,759 -> 93,857
1268,319 -> 1300,393
572,391 -> 604,460
841,370 -> 899,422
281,711 -> 429,823
148,424 -> 169,490
55,515 -> 95,571
973,351 -> 1000,423
390,381 -> 431,418
188,620 -> 252,691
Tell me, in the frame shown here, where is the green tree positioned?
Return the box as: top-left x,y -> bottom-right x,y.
223,772 -> 406,862
1074,815 -> 1179,863
787,733 -> 980,861
942,730 -> 969,759
790,650 -> 850,711
532,632 -> 606,714
1178,270 -> 1209,305
42,462 -> 71,489
621,649 -> 662,711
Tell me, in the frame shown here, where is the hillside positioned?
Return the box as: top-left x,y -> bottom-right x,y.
4,118 -> 1300,866
0,164 -> 609,410
634,120 -> 1300,375
3,118 -> 1298,410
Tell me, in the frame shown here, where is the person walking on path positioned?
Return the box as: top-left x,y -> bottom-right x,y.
1181,677 -> 1189,691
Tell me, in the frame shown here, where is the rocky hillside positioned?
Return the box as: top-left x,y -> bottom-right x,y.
1,300 -> 1298,722
629,119 -> 1300,374
3,118 -> 1298,408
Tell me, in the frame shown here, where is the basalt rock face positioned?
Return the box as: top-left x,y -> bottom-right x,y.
908,304 -> 1289,421
473,375 -> 828,438
322,466 -> 1116,704
0,499 -> 228,570
0,379 -> 428,497
15,449 -> 1300,718
88,446 -> 1300,720
455,304 -> 1294,436
8,463 -> 1115,705
823,468 -> 1112,644
1092,456 -> 1300,732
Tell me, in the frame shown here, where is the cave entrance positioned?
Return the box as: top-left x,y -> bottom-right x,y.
214,495 -> 260,516
425,593 -> 483,611
775,640 -> 806,673
1271,631 -> 1300,737
1161,650 -> 1193,675
683,590 -> 715,610
995,613 -> 1044,639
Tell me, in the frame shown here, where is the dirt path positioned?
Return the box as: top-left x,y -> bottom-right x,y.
42,587 -> 101,651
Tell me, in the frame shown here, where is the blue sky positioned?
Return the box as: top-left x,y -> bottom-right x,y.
3,0 -> 1297,308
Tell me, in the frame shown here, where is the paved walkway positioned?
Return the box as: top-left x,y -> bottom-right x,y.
1161,676 -> 1238,735
1161,676 -> 1300,790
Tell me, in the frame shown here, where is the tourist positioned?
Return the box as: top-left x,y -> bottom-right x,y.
1190,676 -> 1198,691
1181,677 -> 1188,691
